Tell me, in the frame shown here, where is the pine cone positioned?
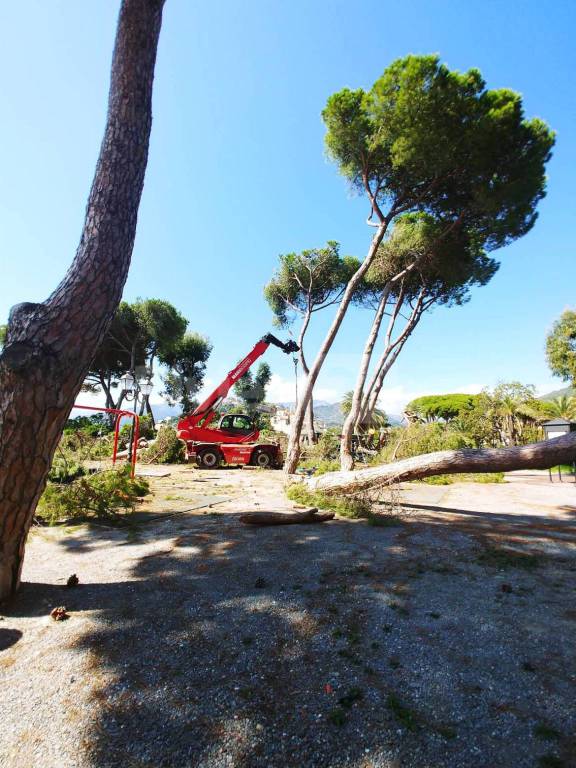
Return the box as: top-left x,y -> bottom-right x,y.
50,606 -> 69,621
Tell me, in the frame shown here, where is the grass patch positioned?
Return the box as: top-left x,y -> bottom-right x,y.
477,546 -> 542,571
386,693 -> 418,731
421,472 -> 504,485
367,512 -> 402,527
534,723 -> 562,741
327,707 -> 347,726
338,687 -> 364,709
538,756 -> 565,768
337,648 -> 360,665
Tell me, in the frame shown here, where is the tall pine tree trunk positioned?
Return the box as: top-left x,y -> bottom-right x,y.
340,288 -> 390,471
0,0 -> 165,601
284,221 -> 390,474
298,310 -> 316,445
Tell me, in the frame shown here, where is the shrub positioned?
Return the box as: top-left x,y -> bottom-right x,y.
119,414 -> 155,442
37,467 -> 149,525
47,454 -> 86,484
58,430 -> 114,461
140,426 -> 186,464
298,458 -> 340,476
375,422 -> 473,464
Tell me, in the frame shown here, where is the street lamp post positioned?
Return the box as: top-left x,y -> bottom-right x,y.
120,371 -> 154,462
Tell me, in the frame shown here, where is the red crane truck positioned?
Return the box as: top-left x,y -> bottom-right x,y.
177,333 -> 299,469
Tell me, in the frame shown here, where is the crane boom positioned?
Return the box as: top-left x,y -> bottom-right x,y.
179,333 -> 298,430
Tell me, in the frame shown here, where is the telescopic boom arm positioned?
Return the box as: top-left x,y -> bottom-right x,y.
184,334 -> 299,429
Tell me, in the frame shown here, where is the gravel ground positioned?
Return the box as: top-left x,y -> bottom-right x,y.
1,467 -> 575,768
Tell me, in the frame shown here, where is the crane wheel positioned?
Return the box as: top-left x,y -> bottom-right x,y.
196,448 -> 222,469
253,448 -> 273,468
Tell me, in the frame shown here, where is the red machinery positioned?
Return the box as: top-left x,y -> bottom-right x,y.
177,333 -> 298,469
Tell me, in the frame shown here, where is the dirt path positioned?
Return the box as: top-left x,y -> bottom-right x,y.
1,468 -> 575,768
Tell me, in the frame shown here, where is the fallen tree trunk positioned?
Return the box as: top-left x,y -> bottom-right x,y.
239,508 -> 334,525
306,432 -> 576,494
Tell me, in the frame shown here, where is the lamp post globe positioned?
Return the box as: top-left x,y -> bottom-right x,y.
120,371 -> 135,394
140,380 -> 153,397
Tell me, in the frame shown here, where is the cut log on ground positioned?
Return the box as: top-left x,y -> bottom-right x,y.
306,432 -> 576,495
239,508 -> 334,525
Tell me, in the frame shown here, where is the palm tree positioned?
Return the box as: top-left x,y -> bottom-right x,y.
340,391 -> 388,429
545,395 -> 576,420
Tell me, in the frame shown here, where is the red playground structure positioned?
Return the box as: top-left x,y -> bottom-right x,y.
73,404 -> 140,478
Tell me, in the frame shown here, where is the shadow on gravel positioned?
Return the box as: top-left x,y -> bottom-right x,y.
9,511 -> 576,768
403,503 -> 576,545
0,628 -> 22,651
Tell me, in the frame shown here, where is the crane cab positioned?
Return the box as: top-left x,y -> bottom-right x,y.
217,413 -> 256,436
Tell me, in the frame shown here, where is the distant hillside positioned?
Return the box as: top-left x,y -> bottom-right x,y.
150,400 -> 403,427
275,401 -> 403,427
539,386 -> 575,401
314,402 -> 344,426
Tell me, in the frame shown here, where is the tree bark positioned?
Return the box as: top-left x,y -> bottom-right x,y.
359,289 -> 425,426
239,508 -> 334,525
298,310 -> 316,445
340,288 -> 390,470
284,220 -> 390,474
306,432 -> 576,494
0,0 -> 165,601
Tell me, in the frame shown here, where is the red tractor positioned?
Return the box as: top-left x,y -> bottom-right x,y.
177,333 -> 298,469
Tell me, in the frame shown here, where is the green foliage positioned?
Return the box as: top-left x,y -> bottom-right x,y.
546,310 -> 576,386
377,422 -> 474,463
323,55 -> 554,250
361,213 -> 498,310
140,426 -> 185,464
286,483 -> 372,520
0,324 -> 6,348
159,332 -> 212,414
85,298 -> 207,415
47,455 -> 86,484
543,395 -> 576,420
298,458 -> 340,476
264,242 -> 360,327
405,394 -> 478,422
119,414 -> 155,442
37,467 -> 149,525
457,382 -> 547,447
299,427 -> 341,468
57,428 -> 115,461
64,414 -> 114,436
234,362 -> 271,414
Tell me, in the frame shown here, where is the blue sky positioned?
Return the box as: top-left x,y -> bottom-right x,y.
1,0 -> 574,414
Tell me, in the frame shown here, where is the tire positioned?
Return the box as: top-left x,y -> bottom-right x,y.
253,448 -> 273,469
196,448 -> 222,469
